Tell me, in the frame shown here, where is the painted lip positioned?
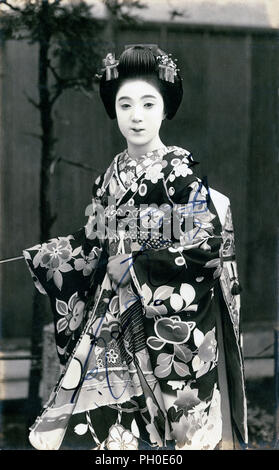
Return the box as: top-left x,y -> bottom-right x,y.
131,128 -> 145,132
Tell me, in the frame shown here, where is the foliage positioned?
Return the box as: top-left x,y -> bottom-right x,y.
0,0 -> 108,100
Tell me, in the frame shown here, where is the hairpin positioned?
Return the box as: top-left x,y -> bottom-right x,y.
157,54 -> 179,83
103,52 -> 119,81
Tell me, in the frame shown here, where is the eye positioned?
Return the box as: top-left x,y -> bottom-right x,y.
144,102 -> 154,108
120,103 -> 131,109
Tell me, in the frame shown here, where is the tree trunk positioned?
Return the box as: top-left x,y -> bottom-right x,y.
27,0 -> 56,426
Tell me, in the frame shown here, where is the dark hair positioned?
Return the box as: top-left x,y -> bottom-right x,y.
99,45 -> 183,120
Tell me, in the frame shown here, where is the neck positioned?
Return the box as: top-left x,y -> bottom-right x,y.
127,137 -> 165,160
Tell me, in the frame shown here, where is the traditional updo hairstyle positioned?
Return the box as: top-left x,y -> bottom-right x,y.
99,44 -> 183,120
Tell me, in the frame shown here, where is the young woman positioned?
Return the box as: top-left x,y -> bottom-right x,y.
23,44 -> 248,450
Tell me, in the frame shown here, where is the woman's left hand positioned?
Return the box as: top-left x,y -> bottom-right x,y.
107,254 -> 132,288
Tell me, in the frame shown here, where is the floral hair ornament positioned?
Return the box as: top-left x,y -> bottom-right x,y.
101,44 -> 179,83
103,52 -> 119,81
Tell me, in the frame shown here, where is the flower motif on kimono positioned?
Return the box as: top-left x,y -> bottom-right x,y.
173,148 -> 190,157
144,160 -> 167,184
170,158 -> 193,178
55,291 -> 85,335
106,424 -> 138,450
105,348 -> 119,364
171,385 -> 222,450
174,385 -> 201,414
33,237 -> 72,270
73,247 -> 100,277
31,237 -> 74,290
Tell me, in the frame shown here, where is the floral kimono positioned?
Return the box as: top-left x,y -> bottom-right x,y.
23,146 -> 248,451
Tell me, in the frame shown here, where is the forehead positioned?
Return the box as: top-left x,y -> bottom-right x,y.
116,79 -> 162,100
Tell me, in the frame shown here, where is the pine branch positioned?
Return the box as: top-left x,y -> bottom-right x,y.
47,61 -> 62,82
0,0 -> 22,13
23,90 -> 40,109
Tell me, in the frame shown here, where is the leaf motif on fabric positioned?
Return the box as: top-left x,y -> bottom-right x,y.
53,270 -> 63,290
170,293 -> 183,312
154,362 -> 172,378
59,263 -> 73,273
46,269 -> 53,281
193,328 -> 204,347
174,344 -> 193,363
167,406 -> 184,423
56,298 -> 68,316
183,304 -> 198,312
180,283 -> 196,307
196,361 -> 211,378
72,246 -> 82,257
192,355 -> 204,372
109,295 -> 120,315
32,251 -> 42,269
153,285 -> 174,301
141,283 -> 153,305
204,258 -> 220,269
56,344 -> 68,356
146,336 -> 166,350
157,353 -> 173,366
198,330 -> 217,362
173,361 -> 190,377
57,317 -> 68,334
145,304 -> 168,318
68,292 -> 78,311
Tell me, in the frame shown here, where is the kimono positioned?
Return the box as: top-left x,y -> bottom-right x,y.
22,146 -> 248,451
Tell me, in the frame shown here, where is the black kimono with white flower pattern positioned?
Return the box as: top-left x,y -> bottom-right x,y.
23,146 -> 247,450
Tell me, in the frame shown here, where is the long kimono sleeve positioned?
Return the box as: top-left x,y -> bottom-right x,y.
22,178 -> 104,365
130,173 -> 223,318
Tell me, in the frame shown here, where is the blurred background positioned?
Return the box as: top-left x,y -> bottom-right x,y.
0,0 -> 278,450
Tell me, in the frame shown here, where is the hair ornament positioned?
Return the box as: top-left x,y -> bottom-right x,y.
156,53 -> 178,83
103,52 -> 119,81
102,45 -> 179,83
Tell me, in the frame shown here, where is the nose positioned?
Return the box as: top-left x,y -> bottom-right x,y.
131,105 -> 143,122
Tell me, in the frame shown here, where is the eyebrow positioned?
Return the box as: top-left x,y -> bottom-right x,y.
117,94 -> 158,101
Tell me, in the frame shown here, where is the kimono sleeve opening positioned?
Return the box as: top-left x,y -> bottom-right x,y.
129,177 -> 223,318
22,179 -> 104,364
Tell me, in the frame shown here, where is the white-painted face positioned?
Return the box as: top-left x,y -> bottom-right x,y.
115,79 -> 165,156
